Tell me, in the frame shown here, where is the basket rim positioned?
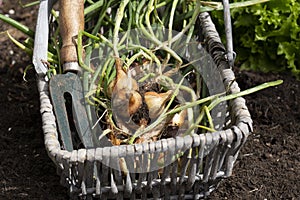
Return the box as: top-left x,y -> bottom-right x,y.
36,11 -> 252,166
38,68 -> 252,164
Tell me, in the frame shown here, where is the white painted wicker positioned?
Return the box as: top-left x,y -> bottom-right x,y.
36,11 -> 252,199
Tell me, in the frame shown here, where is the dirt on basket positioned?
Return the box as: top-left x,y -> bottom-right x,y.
0,1 -> 299,199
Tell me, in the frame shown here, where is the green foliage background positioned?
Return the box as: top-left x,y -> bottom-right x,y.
211,0 -> 300,79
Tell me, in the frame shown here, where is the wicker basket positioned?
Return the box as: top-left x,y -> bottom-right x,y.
35,7 -> 252,200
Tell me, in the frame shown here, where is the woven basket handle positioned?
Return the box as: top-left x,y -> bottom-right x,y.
222,0 -> 235,67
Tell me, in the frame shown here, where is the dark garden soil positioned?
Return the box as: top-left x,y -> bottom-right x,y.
0,1 -> 299,199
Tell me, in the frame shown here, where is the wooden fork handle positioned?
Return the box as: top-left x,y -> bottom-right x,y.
59,0 -> 84,64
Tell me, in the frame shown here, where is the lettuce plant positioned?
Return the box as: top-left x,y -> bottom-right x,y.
212,0 -> 300,79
